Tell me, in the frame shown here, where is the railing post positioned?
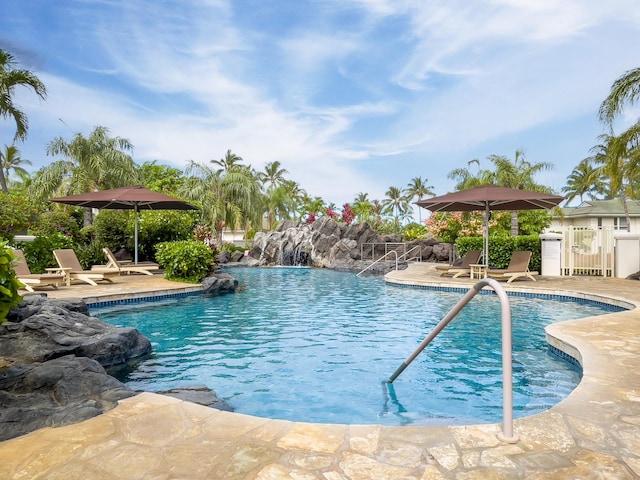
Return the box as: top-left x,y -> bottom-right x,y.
387,278 -> 519,443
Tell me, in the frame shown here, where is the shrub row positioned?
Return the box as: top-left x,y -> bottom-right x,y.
455,235 -> 541,271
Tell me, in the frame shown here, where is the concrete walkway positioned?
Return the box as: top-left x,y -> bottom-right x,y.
1,266 -> 639,479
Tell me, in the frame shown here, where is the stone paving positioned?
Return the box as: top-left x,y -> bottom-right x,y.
1,266 -> 639,479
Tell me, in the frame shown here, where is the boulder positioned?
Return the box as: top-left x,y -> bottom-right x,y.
216,250 -> 231,264
202,272 -> 238,295
0,355 -> 136,441
157,385 -> 233,411
1,297 -> 152,367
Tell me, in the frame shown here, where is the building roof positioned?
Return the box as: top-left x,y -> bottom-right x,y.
559,199 -> 640,218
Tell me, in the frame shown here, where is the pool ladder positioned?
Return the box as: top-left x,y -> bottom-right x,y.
387,278 -> 520,443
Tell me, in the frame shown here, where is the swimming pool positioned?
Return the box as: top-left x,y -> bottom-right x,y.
93,268 -> 622,426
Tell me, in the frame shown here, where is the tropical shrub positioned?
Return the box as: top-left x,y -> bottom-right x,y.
93,210 -> 131,251
402,222 -> 428,240
138,211 -> 197,261
155,240 -> 213,283
0,191 -> 37,242
30,210 -> 81,242
0,241 -> 23,322
17,233 -> 75,273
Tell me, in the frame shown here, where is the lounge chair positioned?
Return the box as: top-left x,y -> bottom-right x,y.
486,250 -> 538,283
11,249 -> 66,292
435,250 -> 482,278
98,247 -> 159,276
53,249 -> 119,286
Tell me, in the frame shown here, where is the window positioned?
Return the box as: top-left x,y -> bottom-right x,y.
614,217 -> 628,230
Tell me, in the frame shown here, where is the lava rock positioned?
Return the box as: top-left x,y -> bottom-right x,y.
0,355 -> 136,441
1,297 -> 152,367
158,385 -> 233,411
202,272 -> 238,294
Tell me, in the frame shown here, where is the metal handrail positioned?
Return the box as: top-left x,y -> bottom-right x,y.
397,245 -> 422,263
356,250 -> 398,277
387,278 -> 519,443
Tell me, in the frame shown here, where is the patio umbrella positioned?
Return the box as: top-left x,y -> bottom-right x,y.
416,185 -> 564,265
50,185 -> 198,263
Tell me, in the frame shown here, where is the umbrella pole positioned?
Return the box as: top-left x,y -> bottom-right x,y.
484,203 -> 489,266
134,204 -> 139,264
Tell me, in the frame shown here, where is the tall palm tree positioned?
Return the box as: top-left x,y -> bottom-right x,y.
0,49 -> 47,192
590,131 -> 640,231
0,144 -> 31,194
30,126 -> 140,225
258,161 -> 289,190
561,157 -> 607,204
181,160 -> 263,243
599,67 -> 640,127
382,186 -> 410,229
406,176 -> 435,223
489,150 -> 553,236
211,149 -> 244,174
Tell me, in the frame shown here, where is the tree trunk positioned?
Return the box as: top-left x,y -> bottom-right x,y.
621,192 -> 631,232
510,210 -> 518,236
0,169 -> 8,194
83,207 -> 93,227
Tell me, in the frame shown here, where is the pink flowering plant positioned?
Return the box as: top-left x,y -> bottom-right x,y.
425,211 -> 505,243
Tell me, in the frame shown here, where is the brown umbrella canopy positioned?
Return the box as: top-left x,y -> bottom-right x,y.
50,185 -> 197,211
416,185 -> 564,264
50,185 -> 198,263
415,185 -> 564,212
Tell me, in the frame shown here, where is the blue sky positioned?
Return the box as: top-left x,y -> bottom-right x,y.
2,0 -> 640,211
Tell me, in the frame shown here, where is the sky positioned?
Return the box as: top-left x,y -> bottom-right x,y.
2,0 -> 640,214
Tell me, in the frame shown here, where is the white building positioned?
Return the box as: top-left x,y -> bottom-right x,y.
550,199 -> 640,233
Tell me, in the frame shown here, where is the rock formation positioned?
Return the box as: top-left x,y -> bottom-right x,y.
0,295 -> 152,441
223,218 -> 453,273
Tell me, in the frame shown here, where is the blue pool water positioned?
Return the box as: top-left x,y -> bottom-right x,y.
93,268 -> 621,426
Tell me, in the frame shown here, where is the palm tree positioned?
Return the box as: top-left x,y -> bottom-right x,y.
258,161 -> 289,190
0,49 -> 47,193
406,177 -> 435,223
30,126 -> 140,225
562,157 -> 607,204
352,192 -> 372,223
382,186 -> 411,229
599,67 -> 640,127
0,144 -> 31,194
181,160 -> 263,244
590,132 -> 640,231
211,149 -> 244,174
489,150 -> 553,236
447,159 -> 491,190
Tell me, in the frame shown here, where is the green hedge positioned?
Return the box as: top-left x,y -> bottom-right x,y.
455,235 -> 541,271
155,240 -> 214,283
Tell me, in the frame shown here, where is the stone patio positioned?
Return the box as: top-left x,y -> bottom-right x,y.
0,265 -> 639,479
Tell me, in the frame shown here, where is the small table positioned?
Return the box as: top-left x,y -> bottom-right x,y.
469,264 -> 488,279
46,267 -> 72,286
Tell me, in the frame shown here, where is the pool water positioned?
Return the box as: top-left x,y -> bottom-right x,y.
93,268 -> 618,426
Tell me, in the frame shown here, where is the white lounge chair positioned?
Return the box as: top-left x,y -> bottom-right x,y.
98,247 -> 159,276
53,249 -> 119,286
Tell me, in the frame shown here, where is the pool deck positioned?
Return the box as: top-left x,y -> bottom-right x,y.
1,265 -> 640,479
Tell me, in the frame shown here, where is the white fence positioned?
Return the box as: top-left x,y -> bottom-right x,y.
558,227 -> 614,277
